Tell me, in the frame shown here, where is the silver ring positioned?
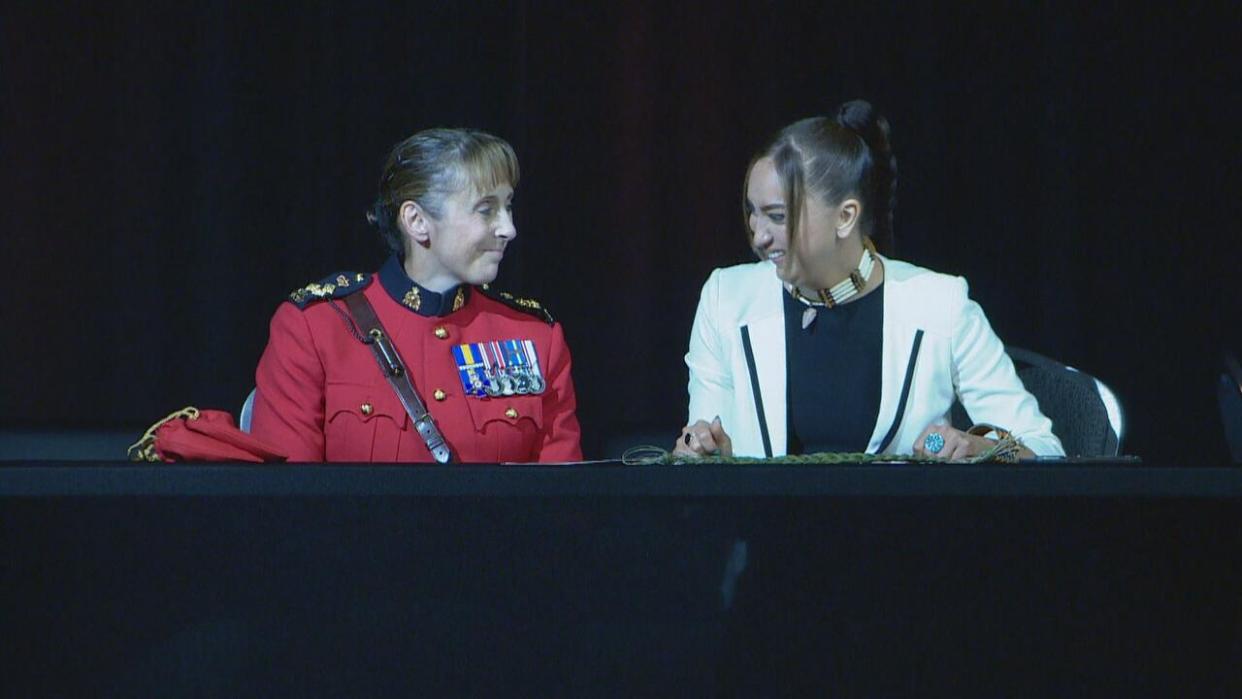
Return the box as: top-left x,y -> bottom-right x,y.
923,432 -> 945,454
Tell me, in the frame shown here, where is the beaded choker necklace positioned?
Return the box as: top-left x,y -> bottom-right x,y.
787,247 -> 877,330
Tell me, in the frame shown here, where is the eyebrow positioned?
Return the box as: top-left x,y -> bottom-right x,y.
745,198 -> 785,211
745,201 -> 784,214
474,190 -> 515,205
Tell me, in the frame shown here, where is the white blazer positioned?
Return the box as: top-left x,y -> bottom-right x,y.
685,256 -> 1064,457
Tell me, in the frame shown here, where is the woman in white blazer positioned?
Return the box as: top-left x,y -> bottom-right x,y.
675,100 -> 1062,460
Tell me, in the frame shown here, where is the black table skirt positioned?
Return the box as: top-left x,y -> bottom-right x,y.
3,461 -> 1240,696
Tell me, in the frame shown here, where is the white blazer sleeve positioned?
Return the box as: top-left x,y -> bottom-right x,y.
950,278 -> 1065,457
685,269 -> 734,426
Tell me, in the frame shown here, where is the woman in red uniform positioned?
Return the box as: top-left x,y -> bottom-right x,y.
251,128 -> 582,462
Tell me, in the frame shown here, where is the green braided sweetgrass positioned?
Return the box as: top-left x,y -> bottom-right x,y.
621,435 -> 1022,466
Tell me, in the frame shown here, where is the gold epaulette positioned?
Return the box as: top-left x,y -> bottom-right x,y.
287,272 -> 371,309
479,284 -> 555,325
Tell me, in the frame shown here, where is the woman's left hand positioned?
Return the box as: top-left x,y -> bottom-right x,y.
912,424 -> 994,461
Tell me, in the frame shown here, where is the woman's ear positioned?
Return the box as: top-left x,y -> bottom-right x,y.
836,198 -> 862,239
399,201 -> 432,247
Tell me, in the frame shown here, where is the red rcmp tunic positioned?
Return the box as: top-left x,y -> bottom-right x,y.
251,258 -> 583,463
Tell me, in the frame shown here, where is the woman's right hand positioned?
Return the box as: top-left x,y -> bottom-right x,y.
672,416 -> 734,458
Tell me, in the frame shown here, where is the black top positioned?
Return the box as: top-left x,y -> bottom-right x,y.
784,284 -> 884,454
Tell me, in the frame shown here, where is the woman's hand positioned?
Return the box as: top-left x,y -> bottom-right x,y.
673,416 -> 734,458
912,424 -> 994,461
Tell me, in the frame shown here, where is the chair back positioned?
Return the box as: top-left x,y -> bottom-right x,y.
239,388 -> 257,433
1220,352 -> 1242,463
951,347 -> 1123,457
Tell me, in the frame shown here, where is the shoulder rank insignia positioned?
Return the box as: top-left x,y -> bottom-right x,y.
479,284 -> 555,325
287,272 -> 371,309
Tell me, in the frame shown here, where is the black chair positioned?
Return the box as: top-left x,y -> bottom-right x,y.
1220,352 -> 1242,463
952,347 -> 1123,457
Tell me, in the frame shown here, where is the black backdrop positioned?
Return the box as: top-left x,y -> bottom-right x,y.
3,1 -> 1239,461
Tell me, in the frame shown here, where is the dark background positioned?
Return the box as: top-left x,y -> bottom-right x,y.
2,1 -> 1239,461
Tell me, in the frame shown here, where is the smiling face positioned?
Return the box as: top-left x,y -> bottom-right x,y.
406,178 -> 516,291
746,156 -> 841,288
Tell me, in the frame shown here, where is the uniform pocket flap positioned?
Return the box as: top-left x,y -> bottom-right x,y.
325,383 -> 409,429
464,395 -> 544,431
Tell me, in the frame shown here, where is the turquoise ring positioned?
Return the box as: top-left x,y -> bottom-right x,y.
923,432 -> 946,454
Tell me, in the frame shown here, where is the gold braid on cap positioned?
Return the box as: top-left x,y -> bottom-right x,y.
127,406 -> 201,462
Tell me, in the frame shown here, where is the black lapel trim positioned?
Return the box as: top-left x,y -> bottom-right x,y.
740,325 -> 773,458
877,329 -> 925,454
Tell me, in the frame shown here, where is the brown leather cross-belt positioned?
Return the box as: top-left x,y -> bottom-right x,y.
343,293 -> 456,463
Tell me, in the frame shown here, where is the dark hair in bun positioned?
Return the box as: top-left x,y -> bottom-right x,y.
745,99 -> 897,253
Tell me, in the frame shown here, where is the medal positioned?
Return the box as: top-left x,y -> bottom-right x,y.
452,343 -> 491,397
478,346 -> 501,396
487,341 -> 516,396
500,339 -> 533,394
522,340 -> 546,393
452,338 -> 547,398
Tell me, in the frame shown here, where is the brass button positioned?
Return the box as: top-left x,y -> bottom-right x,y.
433,389 -> 447,401
433,326 -> 449,340
360,403 -> 373,416
504,407 -> 519,419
